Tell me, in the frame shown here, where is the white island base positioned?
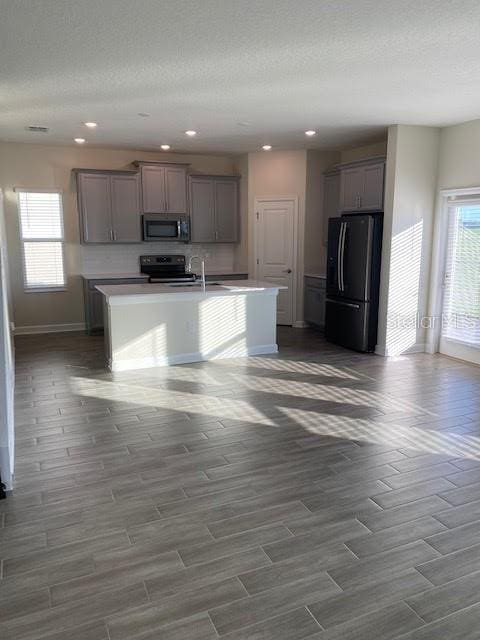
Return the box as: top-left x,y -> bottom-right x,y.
96,280 -> 285,372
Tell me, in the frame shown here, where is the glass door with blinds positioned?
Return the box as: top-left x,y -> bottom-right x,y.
440,198 -> 480,364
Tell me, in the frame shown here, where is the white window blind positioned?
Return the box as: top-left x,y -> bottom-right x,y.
16,190 -> 66,291
441,200 -> 480,347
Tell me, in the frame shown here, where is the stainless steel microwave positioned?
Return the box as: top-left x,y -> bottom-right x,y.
142,214 -> 190,243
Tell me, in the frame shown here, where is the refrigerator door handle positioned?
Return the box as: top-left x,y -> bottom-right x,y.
339,222 -> 347,292
326,298 -> 360,309
337,222 -> 343,292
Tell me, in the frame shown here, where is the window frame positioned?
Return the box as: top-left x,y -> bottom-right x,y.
15,187 -> 67,293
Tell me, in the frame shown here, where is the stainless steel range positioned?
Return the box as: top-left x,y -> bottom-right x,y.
140,255 -> 196,284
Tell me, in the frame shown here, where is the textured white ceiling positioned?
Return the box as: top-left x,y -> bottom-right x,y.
1,0 -> 479,153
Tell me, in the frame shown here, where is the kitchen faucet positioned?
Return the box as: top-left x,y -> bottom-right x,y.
187,255 -> 206,291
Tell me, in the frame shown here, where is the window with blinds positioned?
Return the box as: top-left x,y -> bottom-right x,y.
441,200 -> 480,347
16,190 -> 66,291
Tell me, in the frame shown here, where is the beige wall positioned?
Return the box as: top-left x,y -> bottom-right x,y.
437,119 -> 480,189
340,140 -> 387,164
0,142 -> 240,329
377,125 -> 440,356
247,150 -> 307,324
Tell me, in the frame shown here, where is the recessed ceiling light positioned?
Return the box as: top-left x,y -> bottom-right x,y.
74,138 -> 86,144
262,145 -> 272,151
84,122 -> 97,128
305,130 -> 317,136
185,130 -> 197,137
160,144 -> 171,151
137,112 -> 151,118
237,121 -> 251,127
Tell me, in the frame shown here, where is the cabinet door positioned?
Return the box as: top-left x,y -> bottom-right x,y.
110,174 -> 141,242
77,173 -> 112,243
141,166 -> 166,213
340,167 -> 363,211
323,173 -> 340,243
215,180 -> 238,242
304,285 -> 326,327
189,178 -> 216,242
165,166 -> 187,214
360,162 -> 384,211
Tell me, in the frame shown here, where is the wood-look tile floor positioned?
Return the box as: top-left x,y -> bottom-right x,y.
2,328 -> 480,639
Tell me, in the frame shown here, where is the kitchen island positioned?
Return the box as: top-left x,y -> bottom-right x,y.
96,280 -> 286,371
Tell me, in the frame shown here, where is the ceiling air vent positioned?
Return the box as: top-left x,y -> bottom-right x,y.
27,126 -> 49,133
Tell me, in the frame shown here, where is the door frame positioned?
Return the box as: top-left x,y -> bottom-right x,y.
253,196 -> 299,326
426,186 -> 480,356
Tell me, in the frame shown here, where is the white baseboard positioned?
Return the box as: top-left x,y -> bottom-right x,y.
14,322 -> 86,336
109,343 -> 278,372
293,320 -> 308,329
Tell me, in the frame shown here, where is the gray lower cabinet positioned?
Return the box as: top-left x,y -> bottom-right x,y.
83,277 -> 148,333
304,276 -> 326,328
339,159 -> 385,212
189,175 -> 239,243
136,163 -> 188,214
75,170 -> 141,243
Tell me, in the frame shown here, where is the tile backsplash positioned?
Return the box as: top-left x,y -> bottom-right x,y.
80,243 -> 236,275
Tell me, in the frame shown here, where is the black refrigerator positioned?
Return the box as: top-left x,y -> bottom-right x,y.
325,213 -> 383,352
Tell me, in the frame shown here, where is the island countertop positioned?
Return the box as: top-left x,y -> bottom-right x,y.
96,279 -> 286,305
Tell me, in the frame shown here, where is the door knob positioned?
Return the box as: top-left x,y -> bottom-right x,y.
283,269 -> 292,274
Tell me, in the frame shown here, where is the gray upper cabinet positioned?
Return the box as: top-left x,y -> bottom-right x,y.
75,170 -> 141,244
339,159 -> 385,212
340,167 -> 365,211
137,163 -> 188,214
77,173 -> 112,243
215,180 -> 238,242
140,165 -> 166,214
323,170 -> 340,244
189,178 -> 216,243
110,174 -> 141,242
165,166 -> 188,214
362,162 -> 385,211
189,175 -> 239,243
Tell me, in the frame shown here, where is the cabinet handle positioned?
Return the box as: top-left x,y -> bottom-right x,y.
358,195 -> 362,209
112,230 -> 116,241
215,230 -> 218,240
